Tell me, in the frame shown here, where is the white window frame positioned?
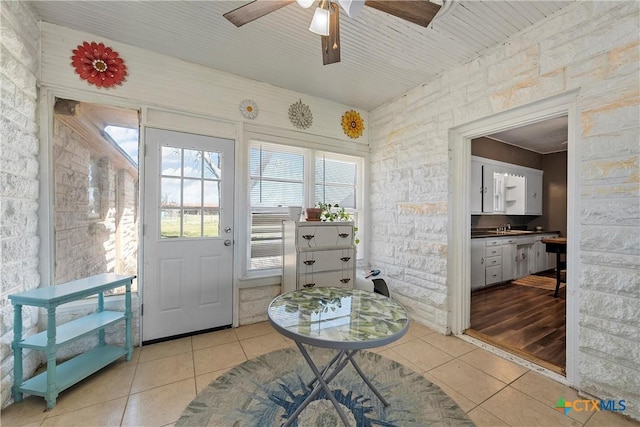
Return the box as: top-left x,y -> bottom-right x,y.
240,127 -> 368,281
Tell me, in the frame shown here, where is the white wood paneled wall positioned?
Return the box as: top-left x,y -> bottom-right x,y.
39,22 -> 369,144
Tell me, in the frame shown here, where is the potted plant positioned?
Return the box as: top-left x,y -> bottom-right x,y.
317,203 -> 360,244
305,206 -> 322,221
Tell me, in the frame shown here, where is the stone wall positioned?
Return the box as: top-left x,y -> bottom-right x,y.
369,1 -> 638,419
0,0 -> 41,408
238,284 -> 281,325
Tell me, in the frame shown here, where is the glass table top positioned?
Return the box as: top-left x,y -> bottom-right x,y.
268,287 -> 409,350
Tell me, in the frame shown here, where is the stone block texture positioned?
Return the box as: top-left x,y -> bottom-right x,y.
369,1 -> 639,420
0,0 -> 40,409
239,284 -> 281,325
52,118 -> 138,285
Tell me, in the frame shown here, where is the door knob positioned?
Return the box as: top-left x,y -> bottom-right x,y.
224,239 -> 232,246
224,227 -> 231,233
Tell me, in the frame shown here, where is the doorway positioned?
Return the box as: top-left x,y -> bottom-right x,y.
52,98 -> 139,293
466,121 -> 568,373
142,128 -> 235,342
448,90 -> 580,385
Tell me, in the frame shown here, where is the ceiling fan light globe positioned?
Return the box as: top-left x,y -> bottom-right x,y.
296,0 -> 315,8
337,0 -> 364,18
309,7 -> 330,36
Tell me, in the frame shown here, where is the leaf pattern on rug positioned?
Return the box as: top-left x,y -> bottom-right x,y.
176,347 -> 475,426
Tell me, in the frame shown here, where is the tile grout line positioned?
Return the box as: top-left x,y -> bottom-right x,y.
119,347 -> 144,426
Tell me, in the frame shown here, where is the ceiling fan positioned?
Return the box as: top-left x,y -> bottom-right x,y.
223,0 -> 442,65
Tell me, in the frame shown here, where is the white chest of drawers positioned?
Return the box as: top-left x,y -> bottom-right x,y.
282,220 -> 356,293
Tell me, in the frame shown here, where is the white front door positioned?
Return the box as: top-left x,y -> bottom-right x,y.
142,128 -> 234,342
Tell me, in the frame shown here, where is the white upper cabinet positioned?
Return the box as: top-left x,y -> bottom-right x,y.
470,160 -> 484,214
525,170 -> 543,215
471,156 -> 543,216
492,171 -> 506,213
504,174 -> 525,215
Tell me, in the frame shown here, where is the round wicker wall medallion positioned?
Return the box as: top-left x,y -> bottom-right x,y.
288,99 -> 313,129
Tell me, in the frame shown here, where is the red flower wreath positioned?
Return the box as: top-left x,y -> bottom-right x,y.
71,41 -> 127,88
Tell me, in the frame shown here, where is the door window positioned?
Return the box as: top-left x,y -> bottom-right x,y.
160,146 -> 221,238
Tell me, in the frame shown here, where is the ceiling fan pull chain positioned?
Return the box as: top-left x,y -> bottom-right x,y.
332,3 -> 339,50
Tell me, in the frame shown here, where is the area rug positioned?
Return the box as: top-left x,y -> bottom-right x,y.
176,346 -> 474,426
512,275 -> 565,291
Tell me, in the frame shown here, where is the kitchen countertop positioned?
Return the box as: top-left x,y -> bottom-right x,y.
471,230 -> 561,239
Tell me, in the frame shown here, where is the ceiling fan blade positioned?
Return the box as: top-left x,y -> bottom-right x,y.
224,0 -> 295,27
322,3 -> 341,65
365,0 -> 441,27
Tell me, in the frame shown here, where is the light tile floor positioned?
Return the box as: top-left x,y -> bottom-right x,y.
2,321 -> 638,427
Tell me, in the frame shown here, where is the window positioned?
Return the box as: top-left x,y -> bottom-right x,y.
104,125 -> 139,165
249,141 -> 363,273
160,146 -> 221,238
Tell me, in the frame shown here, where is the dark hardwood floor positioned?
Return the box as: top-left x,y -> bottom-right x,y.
468,277 -> 566,373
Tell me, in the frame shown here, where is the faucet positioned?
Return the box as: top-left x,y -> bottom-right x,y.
496,224 -> 510,234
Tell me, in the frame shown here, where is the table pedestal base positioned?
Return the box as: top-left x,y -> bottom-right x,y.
284,342 -> 388,427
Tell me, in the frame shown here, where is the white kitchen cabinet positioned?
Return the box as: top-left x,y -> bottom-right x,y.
514,235 -> 538,279
484,239 -> 503,284
534,239 -> 547,273
535,233 -> 559,272
504,174 -> 526,215
470,160 -> 484,214
486,265 -> 503,285
501,237 -> 518,282
282,220 -> 356,293
525,170 -> 543,215
473,234 -> 560,287
471,239 -> 486,290
481,164 -> 498,213
471,156 -> 543,216
516,244 -> 531,278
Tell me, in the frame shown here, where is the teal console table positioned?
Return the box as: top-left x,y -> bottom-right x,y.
8,274 -> 135,409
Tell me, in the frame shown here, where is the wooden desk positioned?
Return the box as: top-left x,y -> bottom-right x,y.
541,237 -> 566,297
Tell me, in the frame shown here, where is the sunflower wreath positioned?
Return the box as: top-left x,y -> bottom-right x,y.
341,110 -> 364,139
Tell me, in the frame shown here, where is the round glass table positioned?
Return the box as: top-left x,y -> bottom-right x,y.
268,287 -> 409,426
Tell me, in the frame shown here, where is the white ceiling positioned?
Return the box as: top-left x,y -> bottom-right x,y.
488,116 -> 568,155
28,0 -> 574,112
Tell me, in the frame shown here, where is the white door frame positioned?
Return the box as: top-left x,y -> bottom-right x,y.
140,108 -> 240,333
447,89 -> 581,386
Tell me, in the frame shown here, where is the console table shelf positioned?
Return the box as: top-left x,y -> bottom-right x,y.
8,274 -> 135,409
20,311 -> 126,349
18,345 -> 127,396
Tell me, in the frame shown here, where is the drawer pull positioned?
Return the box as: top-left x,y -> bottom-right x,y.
302,235 -> 315,240
303,260 -> 316,265
340,257 -> 351,262
338,233 -> 350,238
303,283 -> 315,288
340,278 -> 351,284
